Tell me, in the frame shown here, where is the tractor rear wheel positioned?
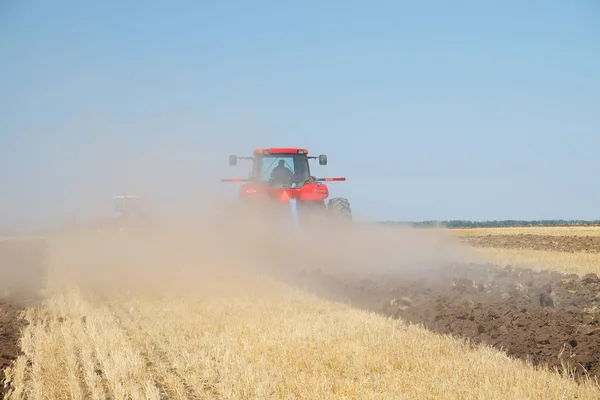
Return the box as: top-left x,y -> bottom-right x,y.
327,197 -> 352,222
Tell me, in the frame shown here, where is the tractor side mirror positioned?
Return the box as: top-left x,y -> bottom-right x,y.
229,155 -> 237,166
319,154 -> 328,165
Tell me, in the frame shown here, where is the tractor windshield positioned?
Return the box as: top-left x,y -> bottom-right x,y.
255,154 -> 310,187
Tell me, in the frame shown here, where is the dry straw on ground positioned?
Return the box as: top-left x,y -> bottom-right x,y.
4,225 -> 600,399
450,226 -> 600,237
475,247 -> 600,276
5,278 -> 600,400
449,225 -> 600,276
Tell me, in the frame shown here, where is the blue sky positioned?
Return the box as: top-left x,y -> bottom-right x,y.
1,1 -> 599,229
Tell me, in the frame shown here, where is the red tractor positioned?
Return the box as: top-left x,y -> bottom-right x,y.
220,148 -> 351,223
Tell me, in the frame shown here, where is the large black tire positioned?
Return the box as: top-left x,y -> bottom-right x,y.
327,197 -> 352,222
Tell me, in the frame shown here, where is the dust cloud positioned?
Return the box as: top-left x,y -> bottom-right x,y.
0,238 -> 47,303
37,201 -> 485,302
2,102 -> 484,302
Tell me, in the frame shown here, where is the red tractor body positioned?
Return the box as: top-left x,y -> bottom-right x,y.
221,148 -> 351,222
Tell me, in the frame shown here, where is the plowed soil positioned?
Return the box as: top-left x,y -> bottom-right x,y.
0,300 -> 28,398
462,234 -> 600,253
294,263 -> 600,381
0,239 -> 46,398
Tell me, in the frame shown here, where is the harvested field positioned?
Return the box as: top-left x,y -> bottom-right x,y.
473,247 -> 600,276
294,262 -> 600,382
449,226 -> 600,275
3,226 -> 600,398
451,226 -> 600,237
4,281 -> 600,399
461,234 -> 600,253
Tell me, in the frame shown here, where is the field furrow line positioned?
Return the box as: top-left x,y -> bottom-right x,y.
55,291 -> 109,400
72,292 -> 160,400
53,294 -> 87,399
109,298 -> 197,400
111,295 -> 231,399
29,309 -> 51,398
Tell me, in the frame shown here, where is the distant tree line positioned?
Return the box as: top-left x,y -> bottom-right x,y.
380,220 -> 600,228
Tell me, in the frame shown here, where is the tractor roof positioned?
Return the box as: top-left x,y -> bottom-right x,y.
253,148 -> 308,155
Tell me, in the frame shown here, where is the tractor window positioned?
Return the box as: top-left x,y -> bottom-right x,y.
258,155 -> 310,186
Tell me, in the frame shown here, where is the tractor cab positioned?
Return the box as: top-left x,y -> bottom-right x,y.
228,148 -> 328,188
221,147 -> 352,222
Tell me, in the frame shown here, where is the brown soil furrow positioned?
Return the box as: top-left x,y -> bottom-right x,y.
292,263 -> 600,381
0,301 -> 28,399
462,234 -> 600,253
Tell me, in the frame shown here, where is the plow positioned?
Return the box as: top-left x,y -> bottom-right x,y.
220,147 -> 352,227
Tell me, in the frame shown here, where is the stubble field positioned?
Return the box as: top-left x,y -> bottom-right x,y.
2,224 -> 600,399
